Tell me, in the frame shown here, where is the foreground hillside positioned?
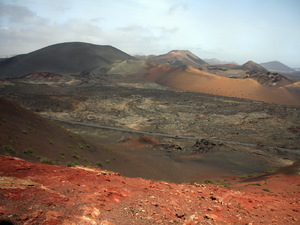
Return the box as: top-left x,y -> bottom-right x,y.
0,155 -> 299,225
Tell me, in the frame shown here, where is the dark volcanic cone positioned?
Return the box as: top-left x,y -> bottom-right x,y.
0,42 -> 133,78
242,60 -> 268,72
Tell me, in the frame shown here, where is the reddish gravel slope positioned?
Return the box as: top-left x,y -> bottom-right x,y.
146,65 -> 300,106
0,156 -> 299,225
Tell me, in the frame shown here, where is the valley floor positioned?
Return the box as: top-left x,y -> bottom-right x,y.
1,82 -> 300,182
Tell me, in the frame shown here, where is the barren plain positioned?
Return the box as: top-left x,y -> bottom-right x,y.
1,76 -> 299,182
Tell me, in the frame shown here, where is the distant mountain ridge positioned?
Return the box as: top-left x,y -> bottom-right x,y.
260,61 -> 295,73
0,42 -> 134,78
147,50 -> 208,66
204,58 -> 237,65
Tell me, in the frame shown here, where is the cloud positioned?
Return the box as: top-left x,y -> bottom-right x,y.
1,0 -> 299,67
0,16 -> 103,54
0,1 -> 182,56
168,3 -> 188,14
131,0 -> 169,10
0,7 -> 177,56
108,25 -> 178,55
118,25 -> 177,38
89,17 -> 105,24
0,2 -> 46,25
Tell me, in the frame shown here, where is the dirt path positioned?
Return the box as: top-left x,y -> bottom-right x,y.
45,116 -> 300,156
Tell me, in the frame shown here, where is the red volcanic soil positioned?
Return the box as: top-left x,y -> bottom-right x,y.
119,135 -> 161,150
148,65 -> 300,106
144,63 -> 172,82
1,155 -> 299,225
23,72 -> 63,79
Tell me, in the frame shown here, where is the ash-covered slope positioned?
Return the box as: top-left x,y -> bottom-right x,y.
0,97 -> 117,166
0,42 -> 134,78
148,50 -> 208,66
146,65 -> 300,106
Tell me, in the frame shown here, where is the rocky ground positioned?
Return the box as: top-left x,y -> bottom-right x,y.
1,79 -> 299,181
0,155 -> 299,225
1,80 -> 299,149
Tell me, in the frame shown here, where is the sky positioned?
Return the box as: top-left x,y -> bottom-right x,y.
0,0 -> 300,67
